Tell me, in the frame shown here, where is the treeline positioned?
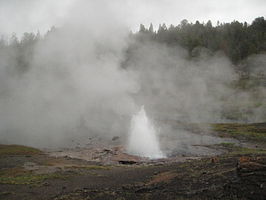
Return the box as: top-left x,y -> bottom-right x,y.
0,17 -> 265,73
0,27 -> 57,73
0,32 -> 40,73
135,17 -> 266,64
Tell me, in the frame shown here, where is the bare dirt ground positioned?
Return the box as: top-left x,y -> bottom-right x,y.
1,123 -> 266,200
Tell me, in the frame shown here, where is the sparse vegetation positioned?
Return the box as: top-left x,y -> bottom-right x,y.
230,147 -> 266,155
0,169 -> 68,185
212,123 -> 266,142
0,144 -> 42,156
0,191 -> 14,197
218,142 -> 236,148
217,142 -> 266,155
65,165 -> 111,170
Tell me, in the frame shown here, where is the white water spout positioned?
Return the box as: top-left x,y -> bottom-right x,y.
127,106 -> 165,159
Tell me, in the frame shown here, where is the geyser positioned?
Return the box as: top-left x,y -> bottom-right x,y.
127,106 -> 165,159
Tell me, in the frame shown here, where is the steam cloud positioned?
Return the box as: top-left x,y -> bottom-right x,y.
0,1 -> 138,147
0,0 -> 265,151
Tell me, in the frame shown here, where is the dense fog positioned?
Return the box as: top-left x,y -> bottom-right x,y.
0,0 -> 265,150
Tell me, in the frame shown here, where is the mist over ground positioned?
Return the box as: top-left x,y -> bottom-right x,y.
0,1 -> 265,152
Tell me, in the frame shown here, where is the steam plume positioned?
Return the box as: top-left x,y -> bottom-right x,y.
127,106 -> 164,159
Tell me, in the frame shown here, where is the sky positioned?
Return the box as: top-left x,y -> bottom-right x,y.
0,0 -> 265,36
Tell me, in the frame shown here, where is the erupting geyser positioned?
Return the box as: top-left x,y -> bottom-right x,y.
127,106 -> 165,159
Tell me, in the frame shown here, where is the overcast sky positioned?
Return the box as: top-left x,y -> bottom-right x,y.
0,0 -> 265,36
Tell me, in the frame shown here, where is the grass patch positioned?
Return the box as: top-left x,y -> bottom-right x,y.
68,165 -> 111,170
0,167 -> 70,185
217,142 -> 266,155
74,165 -> 111,170
230,147 -> 266,155
0,167 -> 26,177
0,144 -> 42,156
0,173 -> 67,185
0,168 -> 69,185
218,142 -> 236,148
211,123 -> 266,142
0,191 -> 13,196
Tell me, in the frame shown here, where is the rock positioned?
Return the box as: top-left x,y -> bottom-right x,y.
153,171 -> 159,175
211,157 -> 219,163
43,182 -> 50,186
118,160 -> 137,165
103,148 -> 112,153
112,136 -> 120,141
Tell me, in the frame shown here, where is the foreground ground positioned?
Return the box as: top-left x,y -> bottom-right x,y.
0,123 -> 266,200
